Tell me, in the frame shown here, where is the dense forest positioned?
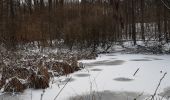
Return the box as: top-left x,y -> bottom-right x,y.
0,0 -> 170,51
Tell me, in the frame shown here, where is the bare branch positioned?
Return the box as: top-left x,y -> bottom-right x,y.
151,72 -> 167,100
160,0 -> 170,10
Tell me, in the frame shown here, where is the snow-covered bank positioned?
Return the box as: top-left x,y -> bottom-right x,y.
0,53 -> 170,100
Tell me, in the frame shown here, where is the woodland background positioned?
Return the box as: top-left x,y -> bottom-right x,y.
0,0 -> 170,51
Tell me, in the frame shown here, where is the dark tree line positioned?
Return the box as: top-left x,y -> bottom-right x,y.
0,0 -> 170,50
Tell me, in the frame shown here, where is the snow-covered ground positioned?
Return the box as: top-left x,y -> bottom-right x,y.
0,53 -> 170,100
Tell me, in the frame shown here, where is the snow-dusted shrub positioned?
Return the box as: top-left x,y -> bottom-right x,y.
77,52 -> 98,60
28,74 -> 49,89
52,62 -> 74,76
4,77 -> 26,92
136,44 -> 163,54
37,67 -> 50,81
70,60 -> 81,71
0,67 -> 30,92
28,65 -> 50,89
1,67 -> 30,81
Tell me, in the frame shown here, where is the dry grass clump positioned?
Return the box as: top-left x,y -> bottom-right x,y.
28,74 -> 49,89
0,64 -> 50,91
0,67 -> 30,91
52,62 -> 74,76
77,52 -> 98,60
4,77 -> 26,92
28,64 -> 50,89
1,67 -> 30,81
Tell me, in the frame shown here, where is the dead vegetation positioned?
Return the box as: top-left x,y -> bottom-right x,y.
0,48 -> 96,93
4,77 -> 26,92
28,74 -> 49,89
0,61 -> 77,92
52,62 -> 74,76
1,67 -> 30,81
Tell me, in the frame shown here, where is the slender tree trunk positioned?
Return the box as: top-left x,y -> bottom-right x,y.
48,0 -> 52,46
156,0 -> 162,42
164,6 -> 168,43
141,0 -> 145,41
132,0 -> 136,45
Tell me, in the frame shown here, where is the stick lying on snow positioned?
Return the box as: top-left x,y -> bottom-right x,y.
133,68 -> 140,76
54,76 -> 72,100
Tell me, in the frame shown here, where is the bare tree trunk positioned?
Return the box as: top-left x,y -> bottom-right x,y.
141,0 -> 145,41
156,0 -> 162,42
132,0 -> 136,45
0,0 -> 3,43
26,0 -> 32,14
164,6 -> 168,43
40,0 -> 44,9
48,0 -> 52,46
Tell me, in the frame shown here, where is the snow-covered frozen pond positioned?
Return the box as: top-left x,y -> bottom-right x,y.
1,53 -> 170,100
